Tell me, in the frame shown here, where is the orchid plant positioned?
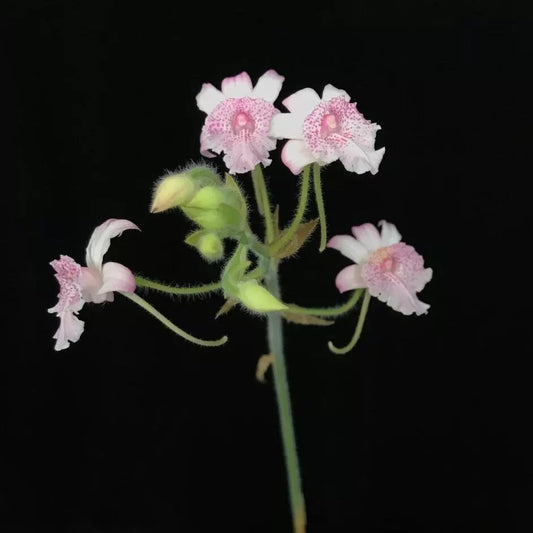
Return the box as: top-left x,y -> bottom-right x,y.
49,69 -> 432,533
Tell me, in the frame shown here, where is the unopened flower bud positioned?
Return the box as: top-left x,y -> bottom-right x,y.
237,281 -> 288,313
150,174 -> 196,213
186,186 -> 225,210
182,186 -> 243,232
197,232 -> 224,262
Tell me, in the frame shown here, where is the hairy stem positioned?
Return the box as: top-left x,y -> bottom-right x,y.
252,164 -> 274,244
120,291 -> 227,347
328,289 -> 371,354
270,165 -> 311,255
312,163 -> 328,252
265,261 -> 306,533
286,289 -> 363,317
134,276 -> 222,296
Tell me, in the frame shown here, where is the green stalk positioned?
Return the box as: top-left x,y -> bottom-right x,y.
328,289 -> 371,354
286,289 -> 363,317
120,291 -> 227,347
264,261 -> 306,533
270,165 -> 311,255
251,164 -> 274,244
312,163 -> 328,252
134,276 -> 222,296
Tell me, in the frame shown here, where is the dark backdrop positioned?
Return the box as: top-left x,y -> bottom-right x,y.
2,2 -> 531,532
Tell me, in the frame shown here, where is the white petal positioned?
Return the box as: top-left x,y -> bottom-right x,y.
339,143 -> 385,175
251,69 -> 284,102
85,219 -> 140,272
335,264 -> 367,293
98,261 -> 136,295
282,88 -> 321,116
221,72 -> 253,98
412,267 -> 433,292
327,235 -> 369,263
269,113 -> 304,140
52,311 -> 85,351
196,83 -> 225,114
351,223 -> 382,251
378,220 -> 402,246
322,84 -> 350,102
281,140 -> 316,175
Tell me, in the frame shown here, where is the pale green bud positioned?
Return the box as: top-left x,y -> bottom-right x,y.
150,174 -> 196,213
196,232 -> 224,262
186,186 -> 225,210
182,186 -> 244,232
237,281 -> 288,313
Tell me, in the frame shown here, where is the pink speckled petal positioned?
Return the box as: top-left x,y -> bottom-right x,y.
221,72 -> 253,98
196,83 -> 225,114
335,264 -> 366,293
369,274 -> 430,316
98,261 -> 136,295
281,139 -> 316,175
85,219 -> 140,272
351,223 -> 382,251
251,69 -> 284,103
327,235 -> 369,263
269,113 -> 304,140
322,84 -> 350,102
282,88 -> 321,116
52,311 -> 85,351
378,220 -> 402,246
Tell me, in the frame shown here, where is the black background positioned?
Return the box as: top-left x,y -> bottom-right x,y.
2,1 -> 532,532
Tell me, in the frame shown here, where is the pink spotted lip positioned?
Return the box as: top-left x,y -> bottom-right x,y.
303,96 -> 380,165
327,221 -> 432,316
48,219 -> 139,351
200,96 -> 279,174
196,70 -> 285,175
269,84 -> 385,175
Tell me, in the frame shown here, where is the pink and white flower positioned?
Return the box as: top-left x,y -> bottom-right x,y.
327,221 -> 432,316
196,70 -> 285,174
48,219 -> 139,351
270,84 -> 385,175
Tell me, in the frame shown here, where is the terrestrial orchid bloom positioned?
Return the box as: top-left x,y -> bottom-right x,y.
196,70 -> 285,174
270,84 -> 385,175
328,221 -> 432,316
48,219 -> 139,351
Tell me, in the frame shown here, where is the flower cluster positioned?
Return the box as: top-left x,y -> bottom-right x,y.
197,70 -> 385,176
49,69 -> 432,353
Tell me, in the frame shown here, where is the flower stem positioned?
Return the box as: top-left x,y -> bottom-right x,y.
120,291 -> 227,347
312,163 -> 328,252
264,261 -> 306,533
286,288 -> 363,317
328,289 -> 371,354
251,164 -> 274,244
134,276 -> 222,296
270,165 -> 311,255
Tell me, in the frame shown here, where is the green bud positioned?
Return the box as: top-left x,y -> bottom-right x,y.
237,281 -> 288,313
182,186 -> 245,233
197,232 -> 224,262
150,165 -> 221,214
186,186 -> 225,210
150,174 -> 196,213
